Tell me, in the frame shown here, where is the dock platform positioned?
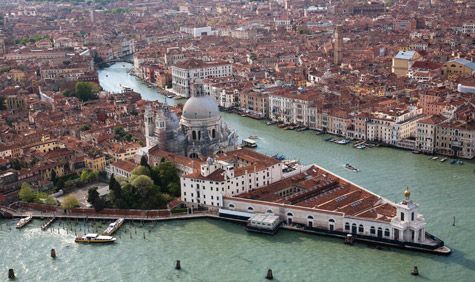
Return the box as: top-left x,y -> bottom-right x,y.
41,217 -> 56,231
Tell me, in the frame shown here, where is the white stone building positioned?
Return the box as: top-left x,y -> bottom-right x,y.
171,59 -> 233,97
181,149 -> 283,208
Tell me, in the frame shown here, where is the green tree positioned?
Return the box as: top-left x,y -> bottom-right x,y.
113,126 -> 133,141
87,187 -> 99,205
131,175 -> 154,189
131,165 -> 151,177
44,196 -> 57,206
61,195 -> 80,209
157,161 -> 180,196
74,82 -> 100,102
109,174 -> 125,208
80,169 -> 98,183
19,183 -> 35,202
79,124 -> 91,131
87,187 -> 105,211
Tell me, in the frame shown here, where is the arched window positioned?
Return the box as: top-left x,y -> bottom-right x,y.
328,219 -> 335,223
400,212 -> 405,221
192,130 -> 197,140
266,209 -> 273,214
212,129 -> 216,139
247,206 -> 254,211
345,222 -> 350,231
358,224 -> 364,233
411,212 -> 414,221
228,204 -> 235,209
287,212 -> 294,217
370,226 -> 375,234
307,215 -> 314,220
328,219 -> 335,231
198,131 -> 201,140
351,223 -> 357,234
384,228 -> 390,237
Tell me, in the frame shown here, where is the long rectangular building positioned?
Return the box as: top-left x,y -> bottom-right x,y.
180,149 -> 449,253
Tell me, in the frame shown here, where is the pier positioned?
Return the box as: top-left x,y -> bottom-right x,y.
41,217 -> 56,231
103,218 -> 125,236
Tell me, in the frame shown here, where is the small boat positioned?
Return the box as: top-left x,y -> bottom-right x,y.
248,135 -> 259,140
167,95 -> 174,98
266,121 -> 277,126
242,139 -> 257,148
451,159 -> 464,165
103,218 -> 125,236
412,150 -> 421,154
16,215 -> 33,229
324,137 -> 335,142
345,163 -> 359,172
296,127 -> 309,132
431,156 -> 439,160
440,158 -> 447,162
356,145 -> 366,149
335,139 -> 351,145
75,233 -> 116,244
272,154 -> 286,161
277,124 -> 287,128
344,234 -> 354,245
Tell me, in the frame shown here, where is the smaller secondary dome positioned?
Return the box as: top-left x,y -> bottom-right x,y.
182,95 -> 219,120
404,187 -> 411,199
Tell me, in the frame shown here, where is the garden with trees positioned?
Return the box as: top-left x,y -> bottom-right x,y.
108,157 -> 181,210
63,81 -> 100,102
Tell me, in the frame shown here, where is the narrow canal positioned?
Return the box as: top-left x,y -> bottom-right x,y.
1,62 -> 473,282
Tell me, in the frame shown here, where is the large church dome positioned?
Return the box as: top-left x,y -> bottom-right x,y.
182,95 -> 220,120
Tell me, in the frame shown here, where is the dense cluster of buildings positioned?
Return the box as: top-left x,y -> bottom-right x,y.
122,0 -> 474,158
0,0 -> 459,253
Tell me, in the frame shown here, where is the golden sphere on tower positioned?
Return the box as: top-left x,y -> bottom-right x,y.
404,187 -> 411,198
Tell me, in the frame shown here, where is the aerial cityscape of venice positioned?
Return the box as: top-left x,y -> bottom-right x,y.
0,0 -> 474,281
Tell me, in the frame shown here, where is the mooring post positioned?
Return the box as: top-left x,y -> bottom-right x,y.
8,269 -> 15,280
411,266 -> 419,276
266,269 -> 273,280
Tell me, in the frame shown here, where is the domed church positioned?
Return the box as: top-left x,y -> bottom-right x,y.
144,81 -> 238,158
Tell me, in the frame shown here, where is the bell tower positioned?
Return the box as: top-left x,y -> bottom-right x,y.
334,25 -> 343,65
0,33 -> 5,56
144,104 -> 155,147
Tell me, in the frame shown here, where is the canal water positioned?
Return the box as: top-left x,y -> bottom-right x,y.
1,62 -> 474,281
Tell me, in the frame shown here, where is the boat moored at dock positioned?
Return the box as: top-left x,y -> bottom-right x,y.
16,215 -> 33,229
103,218 -> 125,236
75,233 -> 116,244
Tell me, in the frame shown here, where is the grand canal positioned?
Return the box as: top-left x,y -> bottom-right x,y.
1,62 -> 474,281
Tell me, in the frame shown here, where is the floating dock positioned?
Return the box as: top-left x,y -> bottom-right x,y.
41,217 -> 56,231
16,215 -> 33,229
103,218 -> 125,236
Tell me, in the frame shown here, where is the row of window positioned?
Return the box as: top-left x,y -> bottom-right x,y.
344,222 -> 391,237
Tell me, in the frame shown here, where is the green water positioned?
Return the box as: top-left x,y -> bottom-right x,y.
1,62 -> 473,281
